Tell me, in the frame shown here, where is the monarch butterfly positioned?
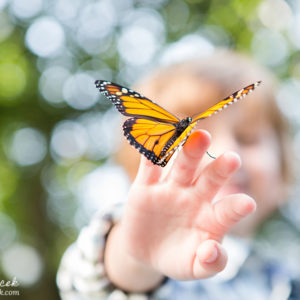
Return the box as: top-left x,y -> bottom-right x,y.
95,80 -> 261,167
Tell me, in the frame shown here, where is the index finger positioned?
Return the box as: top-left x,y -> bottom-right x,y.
167,130 -> 211,186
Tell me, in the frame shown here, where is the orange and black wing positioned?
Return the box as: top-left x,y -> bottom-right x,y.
123,118 -> 178,166
191,81 -> 261,123
95,80 -> 179,123
159,81 -> 262,165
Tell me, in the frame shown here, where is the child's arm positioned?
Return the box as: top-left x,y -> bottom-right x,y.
104,130 -> 256,292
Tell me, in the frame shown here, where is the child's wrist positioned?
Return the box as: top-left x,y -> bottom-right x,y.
104,223 -> 165,292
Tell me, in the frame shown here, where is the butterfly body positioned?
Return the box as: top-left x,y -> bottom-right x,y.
175,117 -> 193,135
95,80 -> 261,167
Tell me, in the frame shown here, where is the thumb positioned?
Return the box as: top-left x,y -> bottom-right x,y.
192,240 -> 227,279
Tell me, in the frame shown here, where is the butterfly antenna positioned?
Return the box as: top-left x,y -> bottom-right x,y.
206,151 -> 216,160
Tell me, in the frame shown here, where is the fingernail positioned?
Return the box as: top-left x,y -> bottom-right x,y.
218,152 -> 241,176
204,246 -> 218,263
224,151 -> 241,167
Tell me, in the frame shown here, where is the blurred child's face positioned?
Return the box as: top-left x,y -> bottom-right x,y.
201,105 -> 284,236
175,77 -> 285,236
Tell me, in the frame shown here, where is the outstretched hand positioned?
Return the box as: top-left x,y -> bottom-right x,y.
105,130 -> 256,290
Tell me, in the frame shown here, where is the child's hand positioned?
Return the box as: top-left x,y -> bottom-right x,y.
105,130 -> 256,290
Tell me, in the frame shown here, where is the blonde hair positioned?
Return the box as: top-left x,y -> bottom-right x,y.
115,50 -> 292,184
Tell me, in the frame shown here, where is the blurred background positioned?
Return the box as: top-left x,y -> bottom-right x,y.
0,0 -> 300,299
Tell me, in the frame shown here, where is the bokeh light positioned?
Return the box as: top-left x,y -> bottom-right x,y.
76,1 -> 117,55
118,26 -> 160,66
63,73 -> 98,110
160,34 -> 215,65
258,0 -> 292,31
0,0 -> 7,11
39,66 -> 70,105
120,8 -> 165,40
77,110 -> 121,160
77,164 -> 130,215
25,16 -> 65,57
1,243 -> 43,286
10,0 -> 43,20
118,8 -> 165,66
251,29 -> 288,67
53,0 -> 82,25
50,121 -> 89,162
9,127 -> 47,166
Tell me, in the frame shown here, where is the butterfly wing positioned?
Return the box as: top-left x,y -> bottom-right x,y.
159,81 -> 262,165
191,81 -> 261,123
123,118 -> 178,166
95,80 -> 179,123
